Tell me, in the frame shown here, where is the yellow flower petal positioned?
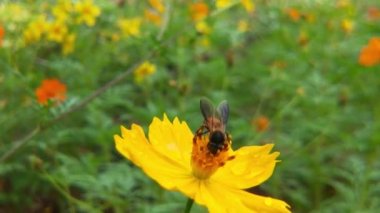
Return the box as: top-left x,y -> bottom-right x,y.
238,189 -> 291,213
148,115 -> 193,168
212,144 -> 279,189
241,0 -> 255,13
216,0 -> 233,9
194,180 -> 290,213
115,122 -> 192,191
118,17 -> 142,38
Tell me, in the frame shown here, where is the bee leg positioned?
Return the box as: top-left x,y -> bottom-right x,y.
196,125 -> 209,136
226,132 -> 232,144
228,156 -> 235,161
194,125 -> 210,144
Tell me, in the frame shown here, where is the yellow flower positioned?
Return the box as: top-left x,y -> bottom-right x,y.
195,21 -> 211,35
46,21 -> 68,43
297,30 -> 309,46
111,33 -> 121,42
23,15 -> 49,44
241,0 -> 255,13
197,36 -> 211,48
114,115 -> 290,213
62,33 -> 76,55
0,3 -> 30,23
336,0 -> 351,8
237,19 -> 249,32
75,0 -> 101,27
52,0 -> 73,23
133,61 -> 156,83
118,18 -> 142,38
216,0 -> 233,9
341,19 -> 354,34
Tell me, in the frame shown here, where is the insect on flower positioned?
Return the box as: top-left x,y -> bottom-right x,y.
195,98 -> 231,155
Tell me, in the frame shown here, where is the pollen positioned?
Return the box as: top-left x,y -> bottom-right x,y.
191,133 -> 232,179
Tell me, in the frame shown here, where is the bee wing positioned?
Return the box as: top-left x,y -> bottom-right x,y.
200,98 -> 215,119
217,100 -> 229,127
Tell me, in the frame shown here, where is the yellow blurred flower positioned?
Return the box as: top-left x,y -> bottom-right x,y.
149,0 -> 165,13
75,0 -> 101,27
118,18 -> 142,38
134,61 -> 156,83
237,19 -> 249,32
305,13 -> 315,23
52,0 -> 73,23
241,0 -> 254,13
196,36 -> 211,48
0,3 -> 30,23
62,33 -> 76,55
298,30 -> 309,46
190,2 -> 209,22
114,115 -> 290,213
111,33 -> 121,42
341,19 -> 354,34
296,87 -> 305,96
23,15 -> 49,44
195,21 -> 211,35
336,0 -> 351,8
216,0 -> 233,9
47,21 -> 68,43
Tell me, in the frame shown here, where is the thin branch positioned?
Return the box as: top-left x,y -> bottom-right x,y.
43,60 -> 144,128
0,126 -> 41,162
0,57 -> 150,163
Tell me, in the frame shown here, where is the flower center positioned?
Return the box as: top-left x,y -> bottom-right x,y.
191,131 -> 233,179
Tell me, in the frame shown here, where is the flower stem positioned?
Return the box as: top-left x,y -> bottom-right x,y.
184,198 -> 194,213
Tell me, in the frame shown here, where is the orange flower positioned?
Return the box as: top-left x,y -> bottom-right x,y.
0,24 -> 4,47
252,116 -> 270,132
35,78 -> 67,105
190,2 -> 209,22
145,0 -> 165,26
367,6 -> 380,21
358,37 -> 380,67
149,0 -> 165,13
144,9 -> 162,26
286,8 -> 301,21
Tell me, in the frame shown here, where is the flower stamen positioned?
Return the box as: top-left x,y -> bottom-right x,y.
191,132 -> 232,179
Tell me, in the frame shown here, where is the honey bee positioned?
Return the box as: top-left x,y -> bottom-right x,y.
196,98 -> 231,155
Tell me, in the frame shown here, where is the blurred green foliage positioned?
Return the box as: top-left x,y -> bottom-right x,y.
1,0 -> 380,212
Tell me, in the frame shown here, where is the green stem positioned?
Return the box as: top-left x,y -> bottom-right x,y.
184,198 -> 194,213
